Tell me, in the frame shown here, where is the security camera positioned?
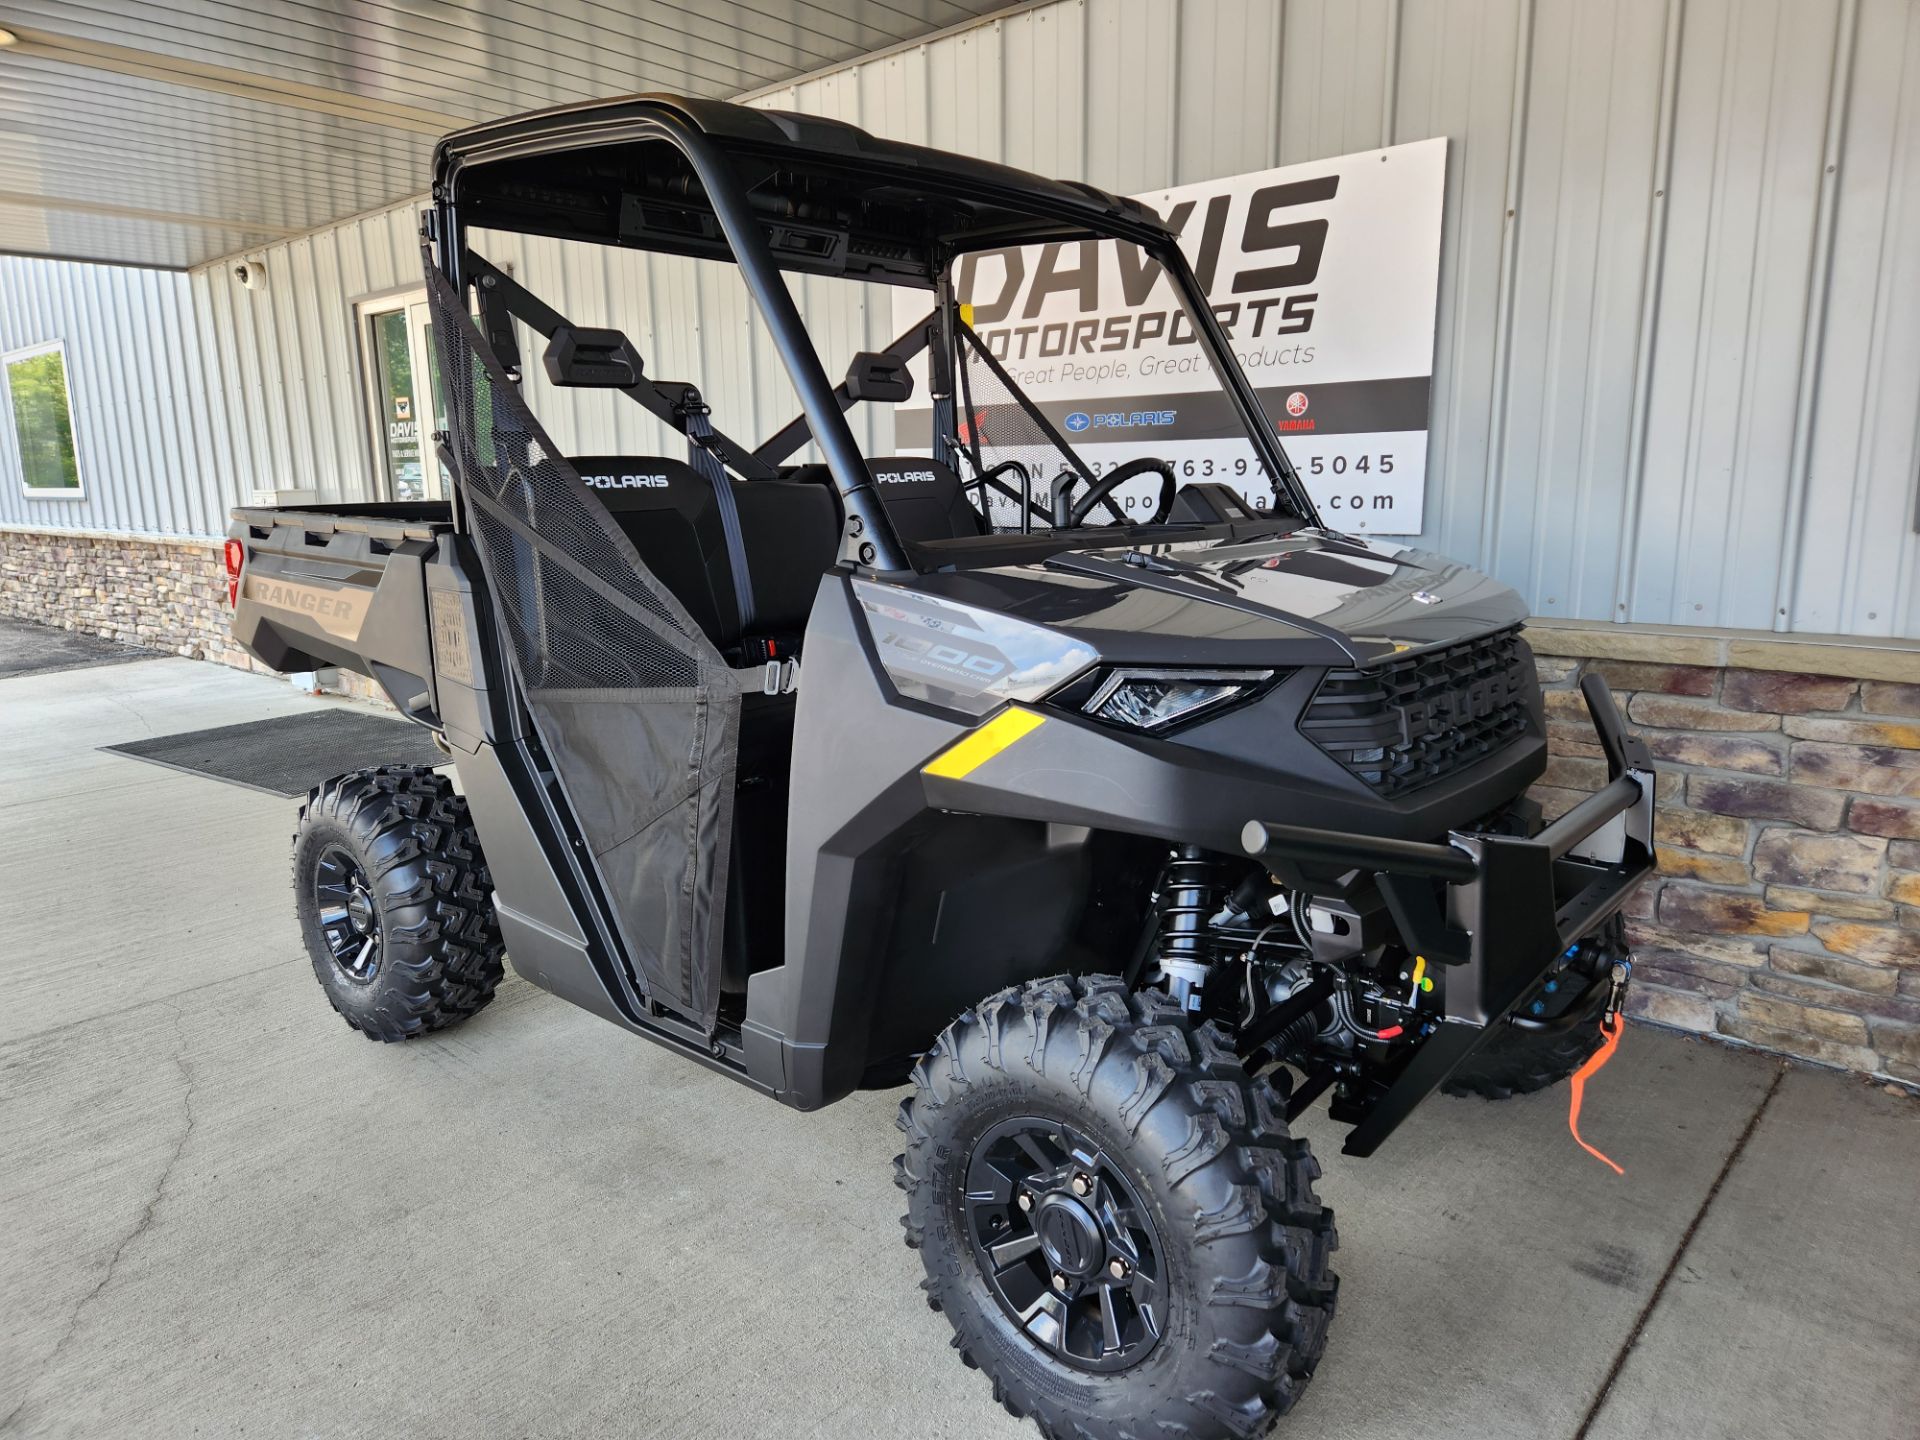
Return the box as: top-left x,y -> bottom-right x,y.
234,260 -> 267,291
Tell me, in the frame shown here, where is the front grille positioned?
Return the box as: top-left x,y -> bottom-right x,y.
1304,626 -> 1534,797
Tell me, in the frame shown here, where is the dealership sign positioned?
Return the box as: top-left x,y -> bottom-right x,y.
897,137 -> 1446,534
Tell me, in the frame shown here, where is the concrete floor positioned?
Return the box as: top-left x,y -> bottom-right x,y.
2,652 -> 1916,1440
0,618 -> 154,681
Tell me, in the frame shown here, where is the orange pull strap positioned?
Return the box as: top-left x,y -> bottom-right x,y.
1568,1013 -> 1626,1175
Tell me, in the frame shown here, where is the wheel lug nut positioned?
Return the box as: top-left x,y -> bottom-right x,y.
1016,1193 -> 1032,1212
1109,1259 -> 1129,1279
1071,1173 -> 1092,1197
1052,1272 -> 1069,1292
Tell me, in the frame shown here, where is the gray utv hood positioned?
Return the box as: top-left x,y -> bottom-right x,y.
914,530 -> 1530,669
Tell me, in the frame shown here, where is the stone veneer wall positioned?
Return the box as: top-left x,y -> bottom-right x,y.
1529,625 -> 1920,1085
0,526 -> 383,700
0,527 -> 254,667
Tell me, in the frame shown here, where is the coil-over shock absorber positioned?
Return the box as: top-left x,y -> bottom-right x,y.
1155,844 -> 1234,1013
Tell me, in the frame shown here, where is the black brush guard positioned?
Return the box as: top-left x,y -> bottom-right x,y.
1242,674 -> 1656,1156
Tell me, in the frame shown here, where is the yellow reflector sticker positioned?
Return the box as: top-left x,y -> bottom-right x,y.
958,302 -> 975,325
923,707 -> 1046,781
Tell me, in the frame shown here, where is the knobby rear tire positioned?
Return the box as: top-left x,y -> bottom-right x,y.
292,764 -> 504,1043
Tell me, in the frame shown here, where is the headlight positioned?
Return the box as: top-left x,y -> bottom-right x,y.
853,579 -> 1097,717
1082,668 -> 1275,731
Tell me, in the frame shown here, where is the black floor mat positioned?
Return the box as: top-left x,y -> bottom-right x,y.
103,708 -> 447,798
0,617 -> 158,679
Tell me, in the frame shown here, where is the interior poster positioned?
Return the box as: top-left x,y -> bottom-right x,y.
895,137 -> 1446,534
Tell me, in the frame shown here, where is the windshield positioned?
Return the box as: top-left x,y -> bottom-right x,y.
897,236 -> 1307,531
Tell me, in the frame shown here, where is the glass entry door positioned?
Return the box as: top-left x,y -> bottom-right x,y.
364,296 -> 448,501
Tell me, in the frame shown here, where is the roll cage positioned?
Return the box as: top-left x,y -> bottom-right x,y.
425,92 -> 1322,565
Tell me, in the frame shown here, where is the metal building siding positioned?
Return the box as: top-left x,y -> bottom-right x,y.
12,0 -> 1916,637
1392,0 -> 1522,586
1482,0 -> 1670,626
1792,0 -> 1920,637
0,254 -> 229,537
1628,0 -> 1848,632
184,197 -> 429,512
739,0 -> 1920,637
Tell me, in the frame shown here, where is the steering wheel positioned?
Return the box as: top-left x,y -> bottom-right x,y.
1052,458 -> 1178,528
962,458 -> 1052,532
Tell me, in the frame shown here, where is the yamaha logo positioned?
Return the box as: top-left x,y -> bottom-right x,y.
1285,391 -> 1309,417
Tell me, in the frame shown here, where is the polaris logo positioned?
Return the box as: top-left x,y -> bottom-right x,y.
1080,410 -> 1176,430
880,470 -> 937,484
583,473 -> 669,489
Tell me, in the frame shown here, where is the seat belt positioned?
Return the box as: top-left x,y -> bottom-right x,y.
731,656 -> 799,695
676,387 -> 757,638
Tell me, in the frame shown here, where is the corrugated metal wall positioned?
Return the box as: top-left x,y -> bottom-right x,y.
188,202 -> 430,527
0,256 -> 233,537
9,0 -> 1919,637
175,203 -> 888,516
793,0 -> 1920,638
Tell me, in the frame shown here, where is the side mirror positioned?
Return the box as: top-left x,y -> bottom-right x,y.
844,351 -> 913,403
544,326 -> 644,388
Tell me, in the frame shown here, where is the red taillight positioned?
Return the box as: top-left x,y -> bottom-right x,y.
223,539 -> 244,607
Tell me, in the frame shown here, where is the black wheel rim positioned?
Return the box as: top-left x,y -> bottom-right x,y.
314,845 -> 380,984
963,1117 -> 1166,1372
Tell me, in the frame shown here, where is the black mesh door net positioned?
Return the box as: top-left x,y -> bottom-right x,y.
425,255 -> 739,1030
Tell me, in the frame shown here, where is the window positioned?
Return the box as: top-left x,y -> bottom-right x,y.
4,341 -> 83,497
357,293 -> 448,501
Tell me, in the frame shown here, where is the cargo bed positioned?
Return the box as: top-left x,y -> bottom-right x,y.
229,501 -> 453,544
227,501 -> 462,724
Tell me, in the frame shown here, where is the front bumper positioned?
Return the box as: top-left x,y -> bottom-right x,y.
1242,673 -> 1656,1156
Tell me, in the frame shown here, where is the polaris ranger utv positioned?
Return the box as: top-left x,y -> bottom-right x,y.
228,94 -> 1656,1440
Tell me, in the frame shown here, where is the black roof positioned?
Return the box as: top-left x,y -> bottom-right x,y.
434,93 -> 1173,283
